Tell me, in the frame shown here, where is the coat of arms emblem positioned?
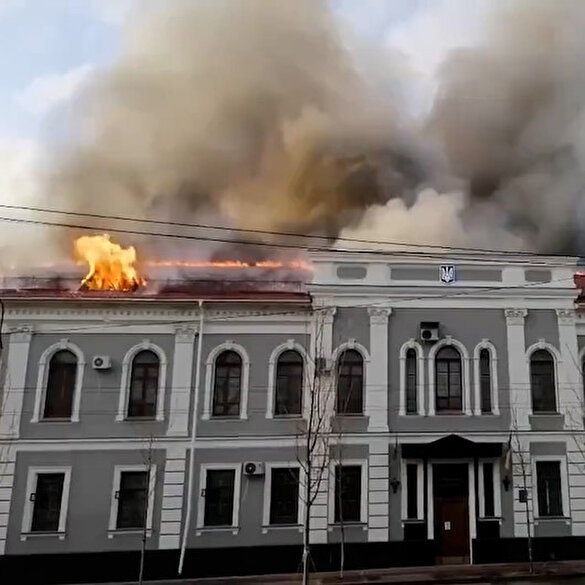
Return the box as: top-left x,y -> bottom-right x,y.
440,265 -> 455,284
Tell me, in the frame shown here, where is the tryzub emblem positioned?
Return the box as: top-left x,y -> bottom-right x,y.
440,265 -> 455,284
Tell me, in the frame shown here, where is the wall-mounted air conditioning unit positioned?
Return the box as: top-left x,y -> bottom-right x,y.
244,462 -> 265,476
419,322 -> 440,343
92,355 -> 112,370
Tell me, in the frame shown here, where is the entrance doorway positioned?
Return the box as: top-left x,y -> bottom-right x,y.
433,463 -> 470,564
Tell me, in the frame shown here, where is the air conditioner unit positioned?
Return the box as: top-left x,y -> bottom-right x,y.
419,322 -> 440,343
92,355 -> 112,370
244,462 -> 265,476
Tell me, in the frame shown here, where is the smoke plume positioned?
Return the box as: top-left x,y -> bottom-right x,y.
35,0 -> 585,258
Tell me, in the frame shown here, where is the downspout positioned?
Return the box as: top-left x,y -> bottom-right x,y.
178,300 -> 204,575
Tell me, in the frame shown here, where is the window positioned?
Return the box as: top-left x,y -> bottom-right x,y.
128,350 -> 159,418
31,473 -> 65,532
269,468 -> 300,525
435,346 -> 462,412
275,351 -> 303,416
336,350 -> 363,415
213,351 -> 242,417
530,350 -> 557,413
44,350 -> 77,419
482,462 -> 495,517
536,461 -> 563,517
406,464 -> 418,519
479,349 -> 492,414
204,469 -> 236,526
405,349 -> 418,415
116,471 -> 148,529
334,465 -> 361,523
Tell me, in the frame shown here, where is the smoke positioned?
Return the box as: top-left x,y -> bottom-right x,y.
34,0 -> 585,260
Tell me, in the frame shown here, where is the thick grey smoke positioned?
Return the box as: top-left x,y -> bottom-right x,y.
45,0 -> 585,258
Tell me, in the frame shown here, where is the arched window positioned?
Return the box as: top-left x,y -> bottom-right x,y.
44,350 -> 77,419
530,350 -> 556,413
405,348 -> 417,415
213,350 -> 242,417
275,350 -> 303,416
336,349 -> 363,415
479,349 -> 492,413
128,350 -> 160,418
435,346 -> 462,412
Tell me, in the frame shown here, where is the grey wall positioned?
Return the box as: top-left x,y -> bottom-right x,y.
7,449 -> 165,554
525,310 -> 560,351
333,308 -> 370,352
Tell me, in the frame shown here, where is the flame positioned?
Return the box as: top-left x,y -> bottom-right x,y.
74,234 -> 145,291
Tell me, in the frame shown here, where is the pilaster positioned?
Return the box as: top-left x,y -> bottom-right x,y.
367,439 -> 389,541
159,446 -> 187,549
367,308 -> 391,432
504,309 -> 529,429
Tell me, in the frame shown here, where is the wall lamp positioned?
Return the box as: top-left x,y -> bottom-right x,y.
502,475 -> 511,492
390,477 -> 401,494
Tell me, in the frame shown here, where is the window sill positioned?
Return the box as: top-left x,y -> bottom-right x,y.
34,418 -> 78,424
433,411 -> 471,416
261,524 -> 303,534
334,414 -> 366,418
196,526 -> 240,536
478,516 -> 502,524
534,516 -> 571,525
108,528 -> 152,539
204,416 -> 247,422
328,522 -> 367,532
271,414 -> 303,420
21,531 -> 66,542
401,518 -> 425,524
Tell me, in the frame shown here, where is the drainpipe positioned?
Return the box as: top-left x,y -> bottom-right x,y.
178,300 -> 204,575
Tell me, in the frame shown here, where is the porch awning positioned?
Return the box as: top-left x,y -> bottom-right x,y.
401,434 -> 504,459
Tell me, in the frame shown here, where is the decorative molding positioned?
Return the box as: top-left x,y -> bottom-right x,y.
504,308 -> 528,325
173,324 -> 196,342
472,339 -> 499,416
367,307 -> 392,325
8,324 -> 34,342
196,463 -> 242,530
525,340 -> 561,415
398,339 -> 425,416
556,309 -> 577,326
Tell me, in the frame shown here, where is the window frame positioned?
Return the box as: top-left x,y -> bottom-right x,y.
428,337 -> 471,416
399,340 -> 425,416
32,340 -> 85,423
202,342 -> 250,420
473,340 -> 499,416
266,340 -> 309,419
196,463 -> 242,533
478,458 -> 502,518
400,459 -> 424,522
212,350 -> 243,418
532,455 -> 569,519
108,464 -> 157,537
117,340 -> 167,422
262,462 -> 304,530
328,459 -> 368,525
21,466 -> 72,539
435,346 -> 463,413
335,349 -> 365,416
127,350 -> 161,419
527,342 -> 560,415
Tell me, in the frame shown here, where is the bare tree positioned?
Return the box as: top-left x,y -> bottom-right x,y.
138,434 -> 155,585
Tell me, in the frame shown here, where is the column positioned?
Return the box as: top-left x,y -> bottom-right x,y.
159,446 -> 187,549
504,309 -> 529,429
512,438 -> 533,537
367,308 -> 391,433
556,309 -> 582,429
167,325 -> 196,437
0,325 -> 34,439
0,446 -> 16,554
367,439 -> 389,541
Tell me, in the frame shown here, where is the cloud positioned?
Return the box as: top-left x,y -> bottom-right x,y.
15,64 -> 94,117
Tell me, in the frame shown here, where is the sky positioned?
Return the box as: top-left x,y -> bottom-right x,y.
0,0 -> 489,215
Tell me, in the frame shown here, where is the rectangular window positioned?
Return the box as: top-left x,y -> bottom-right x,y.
204,469 -> 235,526
480,350 -> 492,413
116,471 -> 148,529
482,462 -> 495,517
31,473 -> 65,532
536,461 -> 563,517
406,350 -> 417,415
406,464 -> 418,519
334,466 -> 361,523
269,468 -> 299,525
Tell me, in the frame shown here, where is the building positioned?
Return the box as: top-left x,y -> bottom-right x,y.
1,251 -> 585,582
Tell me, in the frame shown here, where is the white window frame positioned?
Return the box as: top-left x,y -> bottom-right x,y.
526,340 -> 562,415
399,339 -> 425,416
428,336 -> 471,416
478,458 -> 502,518
32,340 -> 85,423
202,341 -> 250,420
117,340 -> 167,422
108,464 -> 157,537
331,340 -> 371,417
196,463 -> 242,534
531,455 -> 570,519
21,466 -> 72,540
400,459 -> 424,521
266,340 -> 309,419
262,462 -> 304,532
328,459 -> 368,525
473,340 -> 499,416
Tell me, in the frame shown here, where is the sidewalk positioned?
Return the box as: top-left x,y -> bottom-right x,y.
90,560 -> 585,585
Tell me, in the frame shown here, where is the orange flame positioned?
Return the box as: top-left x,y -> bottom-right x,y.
74,234 -> 145,291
